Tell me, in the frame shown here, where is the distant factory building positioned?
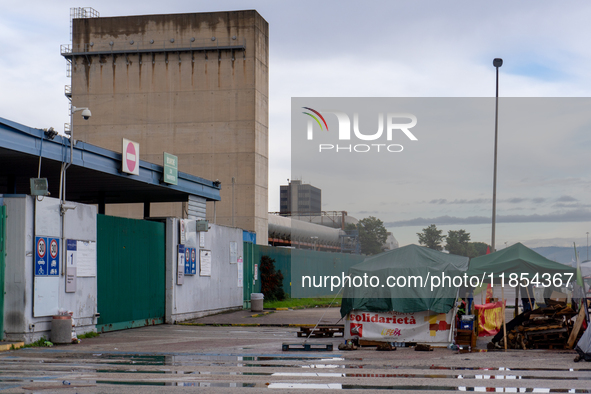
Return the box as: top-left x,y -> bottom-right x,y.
280,180 -> 321,215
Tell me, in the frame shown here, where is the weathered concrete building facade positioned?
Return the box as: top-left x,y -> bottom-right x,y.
63,10 -> 269,243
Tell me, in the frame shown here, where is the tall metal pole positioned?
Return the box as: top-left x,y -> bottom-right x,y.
587,232 -> 589,260
491,58 -> 503,252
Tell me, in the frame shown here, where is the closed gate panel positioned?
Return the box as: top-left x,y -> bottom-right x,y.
96,215 -> 165,332
0,206 -> 5,339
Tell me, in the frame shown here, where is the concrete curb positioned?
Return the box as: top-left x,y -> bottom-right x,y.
0,342 -> 24,352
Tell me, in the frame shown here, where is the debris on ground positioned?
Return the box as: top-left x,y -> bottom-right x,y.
414,344 -> 433,351
490,303 -> 585,350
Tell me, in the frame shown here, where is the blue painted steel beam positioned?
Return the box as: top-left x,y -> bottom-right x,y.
0,117 -> 220,202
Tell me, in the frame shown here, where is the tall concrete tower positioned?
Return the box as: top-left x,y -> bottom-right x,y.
61,9 -> 269,243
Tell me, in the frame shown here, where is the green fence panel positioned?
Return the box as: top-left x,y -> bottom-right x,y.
0,206 -> 6,340
291,249 -> 365,298
242,242 -> 255,309
255,245 -> 291,297
96,215 -> 165,332
247,244 -> 365,300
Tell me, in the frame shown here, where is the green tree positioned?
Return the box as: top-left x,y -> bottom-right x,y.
260,256 -> 285,301
417,224 -> 445,251
445,230 -> 486,258
470,242 -> 490,257
350,216 -> 388,255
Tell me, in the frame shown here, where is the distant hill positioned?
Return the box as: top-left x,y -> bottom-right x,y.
532,246 -> 583,266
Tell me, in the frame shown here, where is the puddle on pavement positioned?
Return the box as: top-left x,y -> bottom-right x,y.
267,383 -> 591,391
91,380 -> 591,391
7,354 -> 591,374
88,370 -> 591,381
96,380 -> 256,387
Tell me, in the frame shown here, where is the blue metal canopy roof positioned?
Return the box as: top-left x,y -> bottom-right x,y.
0,117 -> 221,204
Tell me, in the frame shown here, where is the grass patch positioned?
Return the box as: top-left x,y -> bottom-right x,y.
78,331 -> 100,339
24,336 -> 53,348
264,297 -> 342,310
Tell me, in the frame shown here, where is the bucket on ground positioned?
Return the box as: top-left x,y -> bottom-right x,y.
251,293 -> 264,312
51,315 -> 72,344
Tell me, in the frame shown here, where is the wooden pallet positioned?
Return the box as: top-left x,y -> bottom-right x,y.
455,329 -> 476,348
282,342 -> 334,351
523,324 -> 563,332
525,327 -> 568,349
297,326 -> 344,338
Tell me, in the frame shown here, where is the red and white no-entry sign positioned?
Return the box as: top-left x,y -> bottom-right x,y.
122,138 -> 140,175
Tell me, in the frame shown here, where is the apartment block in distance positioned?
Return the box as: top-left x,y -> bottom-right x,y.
62,9 -> 269,243
279,180 -> 321,215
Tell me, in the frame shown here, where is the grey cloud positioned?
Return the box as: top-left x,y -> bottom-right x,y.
556,195 -> 578,202
427,197 -> 544,205
428,198 -> 489,205
552,202 -> 591,209
504,198 -> 526,204
385,209 -> 591,227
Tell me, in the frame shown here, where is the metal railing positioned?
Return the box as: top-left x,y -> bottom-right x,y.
70,7 -> 99,42
60,37 -> 245,56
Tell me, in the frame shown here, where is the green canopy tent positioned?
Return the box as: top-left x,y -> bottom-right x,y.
466,242 -> 576,350
466,242 -> 576,285
340,244 -> 469,317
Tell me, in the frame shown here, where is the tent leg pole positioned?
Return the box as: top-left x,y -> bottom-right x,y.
525,286 -> 533,312
502,286 -> 507,351
514,286 -> 519,318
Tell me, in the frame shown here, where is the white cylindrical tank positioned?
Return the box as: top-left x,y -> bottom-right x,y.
268,214 -> 344,246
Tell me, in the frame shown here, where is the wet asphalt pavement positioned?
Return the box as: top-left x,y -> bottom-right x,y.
0,308 -> 589,393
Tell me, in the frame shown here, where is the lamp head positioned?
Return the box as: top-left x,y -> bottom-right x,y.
493,58 -> 503,68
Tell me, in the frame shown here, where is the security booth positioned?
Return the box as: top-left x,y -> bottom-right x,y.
0,117 -> 221,342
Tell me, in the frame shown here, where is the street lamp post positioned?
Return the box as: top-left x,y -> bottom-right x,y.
62,106 -> 91,204
491,58 -> 503,252
587,232 -> 589,260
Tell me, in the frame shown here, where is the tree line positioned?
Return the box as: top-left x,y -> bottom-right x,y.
417,224 -> 489,258
345,217 -> 489,258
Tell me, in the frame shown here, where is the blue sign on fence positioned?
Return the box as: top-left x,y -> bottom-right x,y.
184,247 -> 191,275
47,238 -> 60,276
184,247 -> 197,275
191,247 -> 197,275
35,236 -> 48,276
36,236 -> 60,276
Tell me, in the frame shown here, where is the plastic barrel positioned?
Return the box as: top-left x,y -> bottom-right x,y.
251,293 -> 264,312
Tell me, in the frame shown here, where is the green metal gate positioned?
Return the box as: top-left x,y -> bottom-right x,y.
0,205 -> 6,340
96,215 -> 165,332
243,242 -> 256,309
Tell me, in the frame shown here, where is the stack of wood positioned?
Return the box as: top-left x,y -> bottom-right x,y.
497,304 -> 582,350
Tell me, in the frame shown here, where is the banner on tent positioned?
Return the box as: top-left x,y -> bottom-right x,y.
345,310 -> 454,343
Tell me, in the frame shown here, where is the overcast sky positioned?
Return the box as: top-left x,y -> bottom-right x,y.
2,1 -> 591,249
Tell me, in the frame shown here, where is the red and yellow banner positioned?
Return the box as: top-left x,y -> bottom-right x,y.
474,301 -> 504,337
345,310 -> 454,345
